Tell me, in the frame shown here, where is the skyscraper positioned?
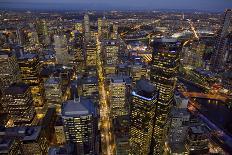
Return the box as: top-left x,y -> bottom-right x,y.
1,83 -> 35,125
129,80 -> 158,155
54,34 -> 70,65
150,38 -> 181,154
61,98 -> 98,155
85,41 -> 97,67
44,76 -> 63,113
18,53 -> 44,107
102,40 -> 119,76
109,77 -> 127,118
0,50 -> 21,93
211,9 -> 232,71
84,14 -> 90,42
36,19 -> 50,46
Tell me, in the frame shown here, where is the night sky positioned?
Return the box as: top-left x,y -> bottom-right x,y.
0,0 -> 232,11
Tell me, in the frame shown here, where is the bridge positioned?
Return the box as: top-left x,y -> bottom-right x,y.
182,92 -> 228,102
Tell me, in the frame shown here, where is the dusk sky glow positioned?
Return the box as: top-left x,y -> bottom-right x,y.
1,0 -> 232,11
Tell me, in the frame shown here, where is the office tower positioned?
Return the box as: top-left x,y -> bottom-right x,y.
102,40 -> 119,76
18,53 -> 44,107
113,116 -> 130,155
129,80 -> 158,155
98,18 -> 102,38
102,16 -> 110,39
112,23 -> 118,39
0,138 -> 22,155
0,50 -> 21,93
54,34 -> 70,65
20,126 -> 49,155
84,14 -> 90,42
36,19 -> 50,46
61,98 -> 98,155
150,38 -> 181,154
109,77 -> 127,118
168,96 -> 190,155
211,9 -> 232,71
44,76 -> 63,112
130,61 -> 148,83
1,83 -> 35,125
54,116 -> 66,145
78,76 -> 99,102
186,126 -> 209,154
86,41 -> 97,67
75,22 -> 83,32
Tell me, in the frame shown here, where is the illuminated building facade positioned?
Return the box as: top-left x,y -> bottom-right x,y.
44,76 -> 63,112
211,9 -> 232,71
84,14 -> 90,42
61,98 -> 98,155
186,126 -> 209,154
1,83 -> 35,125
109,77 -> 127,118
129,80 -> 158,155
150,38 -> 181,154
18,53 -> 44,107
86,41 -> 97,67
0,51 -> 21,93
130,62 -> 148,83
36,19 -> 50,46
79,76 -> 99,102
54,34 -> 70,65
102,40 -> 119,76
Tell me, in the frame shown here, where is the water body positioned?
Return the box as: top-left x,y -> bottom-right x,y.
179,78 -> 232,136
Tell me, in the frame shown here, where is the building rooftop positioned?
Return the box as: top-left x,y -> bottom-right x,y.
18,53 -> 37,60
189,126 -> 205,134
82,76 -> 98,84
0,138 -> 14,154
111,77 -> 125,83
4,83 -> 29,95
45,77 -> 61,85
132,79 -> 157,100
155,37 -> 177,43
62,98 -> 96,117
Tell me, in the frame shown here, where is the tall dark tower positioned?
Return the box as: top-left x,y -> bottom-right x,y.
150,38 -> 181,154
211,9 -> 232,72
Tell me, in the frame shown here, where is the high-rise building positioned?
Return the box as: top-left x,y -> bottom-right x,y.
54,34 -> 70,65
44,77 -> 63,113
112,23 -> 118,39
109,77 -> 128,118
102,40 -> 119,76
84,14 -> 90,42
130,61 -> 148,83
1,83 -> 35,125
211,9 -> 232,71
98,16 -> 110,40
61,98 -> 98,155
86,41 -> 97,67
97,18 -> 102,38
18,53 -> 44,107
150,38 -> 181,154
129,80 -> 158,155
0,50 -> 21,93
186,126 -> 209,154
36,19 -> 50,46
78,76 -> 99,102
113,116 -> 130,155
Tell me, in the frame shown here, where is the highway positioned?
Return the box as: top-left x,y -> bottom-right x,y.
96,37 -> 114,155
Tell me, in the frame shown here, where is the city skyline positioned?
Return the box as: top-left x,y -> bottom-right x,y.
0,0 -> 232,11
